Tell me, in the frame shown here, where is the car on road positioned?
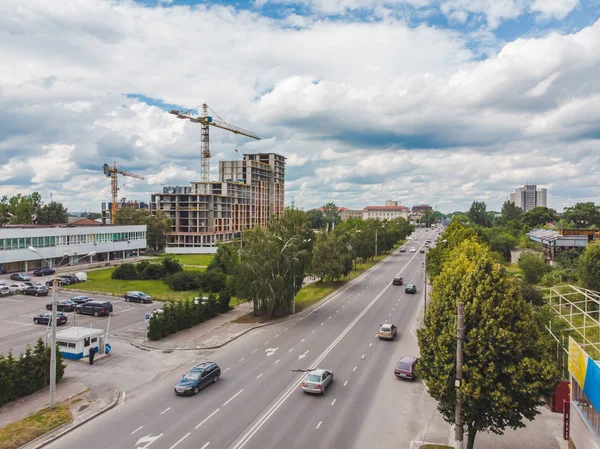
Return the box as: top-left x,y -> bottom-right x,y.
33,312 -> 68,325
405,284 -> 417,294
33,267 -> 55,276
75,300 -> 113,317
410,248 -> 416,253
301,369 -> 334,394
10,272 -> 31,281
0,280 -> 5,286
174,362 -> 221,396
399,247 -> 406,252
70,295 -> 91,305
394,356 -> 418,380
124,291 -> 153,303
392,277 -> 403,285
24,285 -> 49,296
0,286 -> 10,296
8,283 -> 28,294
419,248 -> 425,253
46,300 -> 76,312
378,323 -> 398,340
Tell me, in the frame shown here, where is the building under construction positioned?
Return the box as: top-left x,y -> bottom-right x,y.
150,153 -> 285,251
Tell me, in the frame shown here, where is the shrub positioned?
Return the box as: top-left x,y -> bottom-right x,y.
112,263 -> 138,280
218,288 -> 232,313
140,264 -> 165,280
201,269 -> 227,293
147,314 -> 163,341
518,252 -> 550,285
164,271 -> 203,291
162,256 -> 183,276
521,285 -> 545,306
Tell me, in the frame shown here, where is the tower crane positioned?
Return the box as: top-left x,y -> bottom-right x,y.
103,162 -> 145,224
170,103 -> 260,182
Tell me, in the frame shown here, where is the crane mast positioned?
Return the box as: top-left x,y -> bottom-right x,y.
103,162 -> 145,224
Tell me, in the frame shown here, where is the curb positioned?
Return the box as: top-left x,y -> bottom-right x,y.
138,250 -> 399,351
25,388 -> 121,449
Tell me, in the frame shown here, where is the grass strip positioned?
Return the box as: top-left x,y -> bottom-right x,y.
0,405 -> 72,449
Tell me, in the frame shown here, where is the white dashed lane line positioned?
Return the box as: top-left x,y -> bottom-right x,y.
316,421 -> 322,430
168,432 -> 191,449
256,373 -> 263,379
131,426 -> 143,435
200,443 -> 211,449
301,338 -> 305,343
196,409 -> 220,429
239,358 -> 245,363
353,366 -> 357,372
251,349 -> 258,354
224,367 -> 230,373
343,381 -> 348,387
264,341 -> 269,345
223,389 -> 244,407
160,407 -> 171,415
275,359 -> 280,364
331,399 -> 336,406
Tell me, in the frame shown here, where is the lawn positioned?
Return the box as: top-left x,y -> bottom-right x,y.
0,405 -> 71,449
150,254 -> 214,267
63,267 -> 202,302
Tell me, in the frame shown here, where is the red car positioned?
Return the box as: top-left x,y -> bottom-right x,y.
394,356 -> 418,380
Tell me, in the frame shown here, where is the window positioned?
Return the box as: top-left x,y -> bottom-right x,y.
68,342 -> 76,348
91,337 -> 97,343
58,341 -> 68,347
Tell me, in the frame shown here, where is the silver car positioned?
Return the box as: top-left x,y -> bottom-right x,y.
301,369 -> 334,395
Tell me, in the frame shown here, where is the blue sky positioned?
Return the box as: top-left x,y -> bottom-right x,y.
0,0 -> 599,213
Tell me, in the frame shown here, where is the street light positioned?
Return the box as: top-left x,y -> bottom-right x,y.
27,246 -> 96,409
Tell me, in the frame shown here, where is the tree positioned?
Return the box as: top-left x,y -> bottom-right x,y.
207,244 -> 239,275
518,252 -> 550,284
307,209 -> 324,229
321,202 -> 341,230
576,241 -> 600,292
522,207 -> 558,228
496,200 -> 523,226
561,202 -> 600,229
311,232 -> 344,283
417,240 -> 560,449
85,212 -> 102,220
35,201 -> 68,224
467,201 -> 489,227
113,208 -> 172,251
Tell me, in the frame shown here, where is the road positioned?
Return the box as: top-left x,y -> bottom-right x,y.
0,285 -> 158,356
45,227 -> 450,449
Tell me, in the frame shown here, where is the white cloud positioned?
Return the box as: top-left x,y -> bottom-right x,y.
530,0 -> 579,20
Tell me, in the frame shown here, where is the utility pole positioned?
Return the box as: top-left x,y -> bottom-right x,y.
455,302 -> 465,449
423,254 -> 427,323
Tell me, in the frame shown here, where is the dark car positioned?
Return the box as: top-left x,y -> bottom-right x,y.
24,285 -> 49,296
33,267 -> 55,276
33,312 -> 68,325
75,301 -> 113,317
60,275 -> 80,284
394,356 -> 418,380
124,291 -> 153,303
392,277 -> 403,285
419,248 -> 425,253
46,278 -> 67,287
174,362 -> 221,396
399,247 -> 406,252
10,273 -> 31,281
405,284 -> 417,294
46,300 -> 76,312
71,296 -> 91,305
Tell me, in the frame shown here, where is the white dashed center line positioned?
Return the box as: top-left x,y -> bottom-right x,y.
316,421 -> 322,430
331,399 -> 336,406
168,432 -> 191,449
160,407 -> 171,415
256,373 -> 263,379
196,409 -> 220,429
131,426 -> 143,435
223,390 -> 244,407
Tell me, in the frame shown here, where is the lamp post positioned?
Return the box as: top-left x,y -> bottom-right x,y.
27,246 -> 96,409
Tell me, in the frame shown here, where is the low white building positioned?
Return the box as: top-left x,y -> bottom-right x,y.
0,222 -> 146,272
363,205 -> 409,221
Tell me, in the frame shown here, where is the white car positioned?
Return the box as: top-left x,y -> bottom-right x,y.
8,283 -> 29,293
410,248 -> 416,253
0,280 -> 5,286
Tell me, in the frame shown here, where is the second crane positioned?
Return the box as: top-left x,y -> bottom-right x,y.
170,103 -> 260,182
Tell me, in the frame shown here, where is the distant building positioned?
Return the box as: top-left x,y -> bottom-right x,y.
101,200 -> 149,225
412,204 -> 433,214
363,205 -> 409,221
339,207 -> 362,221
509,185 -> 547,212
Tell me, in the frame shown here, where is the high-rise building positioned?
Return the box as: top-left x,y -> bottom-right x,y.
509,185 -> 547,212
151,153 -> 285,251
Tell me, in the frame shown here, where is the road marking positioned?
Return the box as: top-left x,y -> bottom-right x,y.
328,316 -> 332,319
331,399 -> 336,406
135,434 -> 163,447
201,443 -> 211,449
284,328 -> 288,332
336,310 -> 339,313
316,421 -> 322,430
320,322 -> 324,326
311,329 -> 316,333
298,350 -> 309,360
265,347 -> 278,356
292,322 -> 297,326
343,381 -> 348,386
239,358 -> 245,363
275,334 -> 279,338
389,313 -> 392,316
131,426 -> 143,435
353,366 -> 357,372
275,359 -> 280,364
256,373 -> 263,379
160,407 -> 171,415
361,354 -> 365,359
342,305 -> 345,308
223,389 -> 243,406
195,408 -> 220,429
224,367 -> 230,373
252,349 -> 258,354
264,340 -> 269,345
168,432 -> 191,449
289,348 -> 294,352
392,308 -> 395,311
369,343 -> 372,347
301,338 -> 305,343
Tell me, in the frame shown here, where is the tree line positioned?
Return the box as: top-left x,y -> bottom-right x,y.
0,192 -> 68,226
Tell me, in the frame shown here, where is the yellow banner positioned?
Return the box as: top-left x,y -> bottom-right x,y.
569,337 -> 588,386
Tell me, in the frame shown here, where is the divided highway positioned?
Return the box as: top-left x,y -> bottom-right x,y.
44,228 -> 447,449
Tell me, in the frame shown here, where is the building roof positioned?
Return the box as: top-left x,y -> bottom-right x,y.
364,206 -> 408,211
54,326 -> 105,341
68,218 -> 101,226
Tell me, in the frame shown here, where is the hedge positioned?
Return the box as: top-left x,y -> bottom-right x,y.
111,256 -> 183,281
0,339 -> 66,407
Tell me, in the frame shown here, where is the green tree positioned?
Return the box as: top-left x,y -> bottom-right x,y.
417,240 -> 560,449
113,208 -> 172,251
518,252 -> 550,284
321,202 -> 341,230
84,212 -> 102,220
311,232 -> 344,283
576,241 -> 600,292
496,200 -> 523,226
35,202 -> 68,224
561,202 -> 600,229
522,207 -> 558,228
467,201 -> 489,227
207,244 -> 239,275
5,193 -> 42,224
307,209 -> 324,229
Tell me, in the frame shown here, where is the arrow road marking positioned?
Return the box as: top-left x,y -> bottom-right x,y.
136,433 -> 163,448
265,347 -> 278,356
298,350 -> 309,360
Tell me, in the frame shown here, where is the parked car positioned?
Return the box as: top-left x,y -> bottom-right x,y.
124,291 -> 153,303
301,369 -> 334,395
405,284 -> 417,294
33,267 -> 55,276
24,285 -> 49,297
174,362 -> 221,396
74,272 -> 87,282
75,301 -> 113,317
394,356 -> 418,380
8,283 -> 28,294
46,278 -> 68,287
378,323 -> 398,340
0,286 -> 11,296
10,272 -> 31,281
46,300 -> 76,312
392,277 -> 403,285
70,296 -> 92,305
0,280 -> 5,286
60,275 -> 81,284
33,312 -> 68,325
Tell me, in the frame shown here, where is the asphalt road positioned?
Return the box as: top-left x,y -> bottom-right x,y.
0,285 -> 158,356
45,228 -> 450,449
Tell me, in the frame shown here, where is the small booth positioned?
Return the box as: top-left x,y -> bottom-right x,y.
53,327 -> 106,360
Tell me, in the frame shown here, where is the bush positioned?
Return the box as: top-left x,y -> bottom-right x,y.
518,252 -> 550,285
112,263 -> 138,280
164,271 -> 203,291
201,269 -> 227,293
140,264 -> 165,280
521,285 -> 545,306
162,256 -> 183,276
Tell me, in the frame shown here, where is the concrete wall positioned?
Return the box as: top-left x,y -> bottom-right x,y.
165,247 -> 218,255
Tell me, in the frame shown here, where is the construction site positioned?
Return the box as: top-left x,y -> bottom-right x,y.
102,103 -> 285,251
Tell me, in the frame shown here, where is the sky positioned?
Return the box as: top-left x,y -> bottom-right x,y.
1,0 -> 599,214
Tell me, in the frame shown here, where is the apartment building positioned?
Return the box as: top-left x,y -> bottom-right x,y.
509,185 -> 547,212
151,153 -> 285,252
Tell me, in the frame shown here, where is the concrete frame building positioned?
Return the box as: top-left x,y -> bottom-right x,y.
510,185 -> 547,212
151,153 -> 285,252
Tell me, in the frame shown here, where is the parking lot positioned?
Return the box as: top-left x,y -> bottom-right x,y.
0,274 -> 160,356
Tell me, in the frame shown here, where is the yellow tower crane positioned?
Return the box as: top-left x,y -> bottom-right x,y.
103,162 -> 145,224
170,103 -> 260,182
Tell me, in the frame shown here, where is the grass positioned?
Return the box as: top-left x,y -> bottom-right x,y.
505,263 -> 523,280
0,404 -> 72,449
421,445 -> 452,449
63,267 -> 203,302
149,254 -> 214,267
